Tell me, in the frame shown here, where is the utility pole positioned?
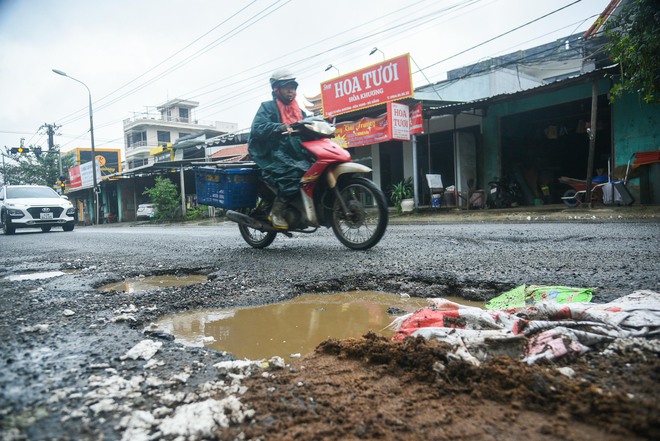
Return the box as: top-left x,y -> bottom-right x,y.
1,147 -> 6,185
585,81 -> 598,208
41,123 -> 62,175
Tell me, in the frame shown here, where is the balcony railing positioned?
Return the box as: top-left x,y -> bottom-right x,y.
123,115 -> 217,127
163,116 -> 189,123
126,141 -> 148,149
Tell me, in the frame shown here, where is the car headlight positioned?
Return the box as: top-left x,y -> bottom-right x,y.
8,208 -> 24,217
66,207 -> 75,216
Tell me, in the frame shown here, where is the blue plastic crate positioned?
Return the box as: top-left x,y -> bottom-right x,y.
194,167 -> 260,209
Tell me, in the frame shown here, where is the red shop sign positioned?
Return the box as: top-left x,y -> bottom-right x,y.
321,54 -> 413,118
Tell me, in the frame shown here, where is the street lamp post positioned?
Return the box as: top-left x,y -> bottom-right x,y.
369,47 -> 386,60
52,69 -> 100,225
324,64 -> 340,76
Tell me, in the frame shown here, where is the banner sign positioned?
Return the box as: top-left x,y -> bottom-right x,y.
333,115 -> 389,148
321,54 -> 413,118
67,160 -> 101,190
409,102 -> 424,134
77,149 -> 122,174
388,102 -> 410,141
155,150 -> 174,163
68,165 -> 82,189
333,102 -> 424,148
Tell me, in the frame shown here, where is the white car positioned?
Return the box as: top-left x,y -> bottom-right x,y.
136,203 -> 157,220
0,185 -> 76,234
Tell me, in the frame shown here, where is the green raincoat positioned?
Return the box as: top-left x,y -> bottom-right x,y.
247,99 -> 313,199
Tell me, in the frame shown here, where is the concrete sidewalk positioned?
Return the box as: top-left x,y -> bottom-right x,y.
96,204 -> 660,228
388,204 -> 660,223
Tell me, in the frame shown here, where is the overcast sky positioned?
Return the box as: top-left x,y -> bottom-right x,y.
0,0 -> 611,155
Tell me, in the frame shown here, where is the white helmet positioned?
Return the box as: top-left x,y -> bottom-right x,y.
270,69 -> 298,89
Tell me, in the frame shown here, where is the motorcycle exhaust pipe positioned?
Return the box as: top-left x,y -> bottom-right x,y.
226,210 -> 281,233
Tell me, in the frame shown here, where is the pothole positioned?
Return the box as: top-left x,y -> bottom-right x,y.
98,274 -> 208,293
153,291 -> 484,360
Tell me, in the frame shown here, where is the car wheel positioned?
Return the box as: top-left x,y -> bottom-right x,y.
41,226 -> 52,232
63,223 -> 75,232
1,212 -> 16,235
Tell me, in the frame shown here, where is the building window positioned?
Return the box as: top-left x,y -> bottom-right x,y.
127,131 -> 147,147
178,132 -> 191,141
128,158 -> 148,169
179,108 -> 189,122
157,131 -> 171,143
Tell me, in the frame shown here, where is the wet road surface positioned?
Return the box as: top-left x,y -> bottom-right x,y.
1,219 -> 658,439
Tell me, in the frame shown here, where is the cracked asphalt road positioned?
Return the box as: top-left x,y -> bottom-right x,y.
1,217 -> 658,440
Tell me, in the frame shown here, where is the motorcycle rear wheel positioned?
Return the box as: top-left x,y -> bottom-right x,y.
237,207 -> 277,248
331,177 -> 388,250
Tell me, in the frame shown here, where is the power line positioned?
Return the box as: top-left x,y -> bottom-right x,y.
196,1 -> 592,121
57,1 -> 287,127
421,0 -> 583,71
428,16 -> 599,90
55,0 -> 598,149
193,0 -> 488,117
58,0 -> 476,136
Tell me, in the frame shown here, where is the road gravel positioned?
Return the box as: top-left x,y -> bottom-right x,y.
1,212 -> 658,440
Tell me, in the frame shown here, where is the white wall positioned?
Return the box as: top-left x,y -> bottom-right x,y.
402,140 -> 414,180
416,68 -> 543,103
371,144 -> 381,189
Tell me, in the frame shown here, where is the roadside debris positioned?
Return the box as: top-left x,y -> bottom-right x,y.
485,284 -> 593,309
21,323 -> 50,333
389,290 -> 660,365
121,339 -> 163,361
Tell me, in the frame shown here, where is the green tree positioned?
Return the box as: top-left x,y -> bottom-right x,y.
604,0 -> 660,103
2,147 -> 73,187
143,176 -> 181,221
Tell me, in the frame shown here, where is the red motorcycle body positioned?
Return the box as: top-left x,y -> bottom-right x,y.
299,138 -> 351,198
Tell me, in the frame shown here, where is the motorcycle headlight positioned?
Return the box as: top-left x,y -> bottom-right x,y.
304,120 -> 336,136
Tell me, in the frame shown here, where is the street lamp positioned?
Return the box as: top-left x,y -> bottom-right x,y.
369,47 -> 385,60
324,64 -> 340,76
52,69 -> 100,225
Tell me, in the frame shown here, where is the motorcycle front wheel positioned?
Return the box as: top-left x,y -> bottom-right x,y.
237,207 -> 277,249
331,177 -> 388,250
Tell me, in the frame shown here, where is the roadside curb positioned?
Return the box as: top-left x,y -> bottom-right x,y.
387,205 -> 660,224
79,205 -> 660,227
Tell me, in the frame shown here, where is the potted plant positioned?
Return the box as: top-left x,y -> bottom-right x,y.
390,177 -> 414,213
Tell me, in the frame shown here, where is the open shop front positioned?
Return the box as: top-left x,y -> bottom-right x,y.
500,95 -> 612,205
413,125 -> 482,208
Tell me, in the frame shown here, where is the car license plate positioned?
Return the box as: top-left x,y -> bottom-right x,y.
40,212 -> 54,220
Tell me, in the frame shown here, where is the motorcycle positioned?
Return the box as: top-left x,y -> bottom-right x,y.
225,117 -> 388,250
486,174 -> 524,209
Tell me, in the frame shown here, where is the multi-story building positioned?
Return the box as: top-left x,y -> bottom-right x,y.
123,98 -> 236,169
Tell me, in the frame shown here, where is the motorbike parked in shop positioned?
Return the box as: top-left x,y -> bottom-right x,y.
486,175 -> 524,209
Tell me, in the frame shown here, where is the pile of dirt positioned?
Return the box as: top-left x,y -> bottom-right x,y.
219,333 -> 659,440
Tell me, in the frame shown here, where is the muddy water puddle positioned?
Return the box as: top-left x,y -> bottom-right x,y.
155,291 -> 484,360
99,274 -> 207,293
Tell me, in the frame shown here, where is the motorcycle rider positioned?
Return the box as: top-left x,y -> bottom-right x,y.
248,69 -> 312,229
